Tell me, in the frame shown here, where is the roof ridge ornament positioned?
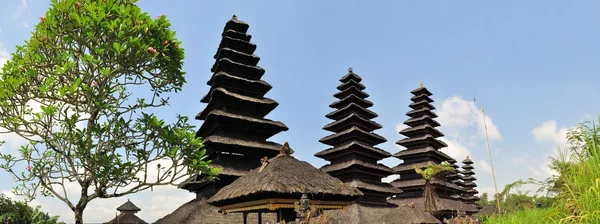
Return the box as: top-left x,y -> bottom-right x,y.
276,142 -> 292,158
348,67 -> 353,73
258,156 -> 269,172
420,83 -> 424,88
231,14 -> 237,21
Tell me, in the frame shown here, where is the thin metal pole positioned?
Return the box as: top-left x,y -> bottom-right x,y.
481,106 -> 501,214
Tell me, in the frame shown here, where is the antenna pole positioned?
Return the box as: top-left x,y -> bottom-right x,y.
481,106 -> 501,214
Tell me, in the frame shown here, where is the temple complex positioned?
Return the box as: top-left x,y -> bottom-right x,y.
105,200 -> 147,224
156,15 -> 482,224
156,15 -> 283,224
389,84 -> 478,218
315,68 -> 401,205
460,156 -> 480,207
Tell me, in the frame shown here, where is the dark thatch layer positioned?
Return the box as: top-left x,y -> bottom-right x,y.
477,205 -> 499,217
346,180 -> 402,194
377,205 -> 442,224
315,141 -> 391,159
154,198 -> 276,224
391,178 -> 464,192
105,213 -> 147,224
389,197 -> 479,213
320,159 -> 395,175
207,155 -> 363,205
323,202 -> 440,224
116,200 -> 141,211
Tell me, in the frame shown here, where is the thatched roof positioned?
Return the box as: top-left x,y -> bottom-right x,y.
116,200 -> 141,212
207,154 -> 362,206
323,201 -> 440,224
388,197 -> 479,213
377,205 -> 442,224
154,197 -> 276,224
105,213 -> 147,224
477,205 -> 499,217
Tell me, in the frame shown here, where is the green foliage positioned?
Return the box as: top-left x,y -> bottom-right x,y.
483,208 -> 554,224
0,193 -> 65,224
478,192 -> 489,207
414,161 -> 455,213
486,115 -> 600,223
0,0 -> 219,223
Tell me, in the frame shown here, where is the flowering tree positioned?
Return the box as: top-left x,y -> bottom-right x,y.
0,0 -> 220,223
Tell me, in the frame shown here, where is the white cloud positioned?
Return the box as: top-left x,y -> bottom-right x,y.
437,96 -> 502,141
531,120 -> 569,147
440,137 -> 471,161
478,159 -> 492,174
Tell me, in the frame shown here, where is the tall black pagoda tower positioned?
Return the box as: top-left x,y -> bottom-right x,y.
389,84 -> 478,219
315,68 -> 400,205
460,156 -> 480,206
180,15 -> 289,197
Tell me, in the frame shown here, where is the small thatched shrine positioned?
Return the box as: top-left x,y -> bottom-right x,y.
459,156 -> 480,207
389,84 -> 478,219
156,15 -> 283,224
208,142 -> 363,223
105,200 -> 147,224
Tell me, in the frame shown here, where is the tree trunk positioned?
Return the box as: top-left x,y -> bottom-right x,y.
74,208 -> 84,224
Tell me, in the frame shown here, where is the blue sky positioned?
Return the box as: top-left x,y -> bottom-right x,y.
1,0 -> 599,223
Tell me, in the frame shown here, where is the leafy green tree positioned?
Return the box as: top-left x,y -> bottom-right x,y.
414,161 -> 455,213
0,193 -> 65,224
0,0 -> 220,223
478,192 -> 489,207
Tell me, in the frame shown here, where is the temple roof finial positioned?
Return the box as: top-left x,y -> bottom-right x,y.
231,14 -> 237,21
420,83 -> 424,88
348,67 -> 353,73
466,155 -> 470,159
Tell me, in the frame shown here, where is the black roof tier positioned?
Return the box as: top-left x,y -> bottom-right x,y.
315,141 -> 391,161
396,134 -> 448,149
213,36 -> 257,58
329,94 -> 374,109
392,147 -> 454,161
409,100 -> 436,110
196,88 -> 278,120
339,68 -> 363,83
406,107 -> 439,119
337,79 -> 366,91
410,93 -> 434,103
220,15 -> 249,34
211,47 -> 260,72
197,110 -> 288,140
325,103 -> 378,120
399,124 -> 444,138
320,126 -> 387,146
201,72 -> 272,103
410,84 -> 433,96
202,135 -> 283,158
334,85 -> 370,99
323,113 -> 382,133
212,58 -> 265,81
403,115 -> 441,128
320,159 -> 396,177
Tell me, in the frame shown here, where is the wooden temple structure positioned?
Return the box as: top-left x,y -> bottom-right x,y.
388,84 -> 479,219
156,15 -> 483,224
105,200 -> 147,224
156,15 -> 284,224
459,156 -> 481,208
208,142 -> 362,223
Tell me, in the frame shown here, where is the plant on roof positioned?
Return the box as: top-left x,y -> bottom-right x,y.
414,161 -> 455,213
0,0 -> 220,223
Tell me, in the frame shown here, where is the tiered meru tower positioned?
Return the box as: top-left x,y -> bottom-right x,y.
460,156 -> 480,206
390,84 -> 461,199
315,68 -> 401,205
181,15 -> 289,196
